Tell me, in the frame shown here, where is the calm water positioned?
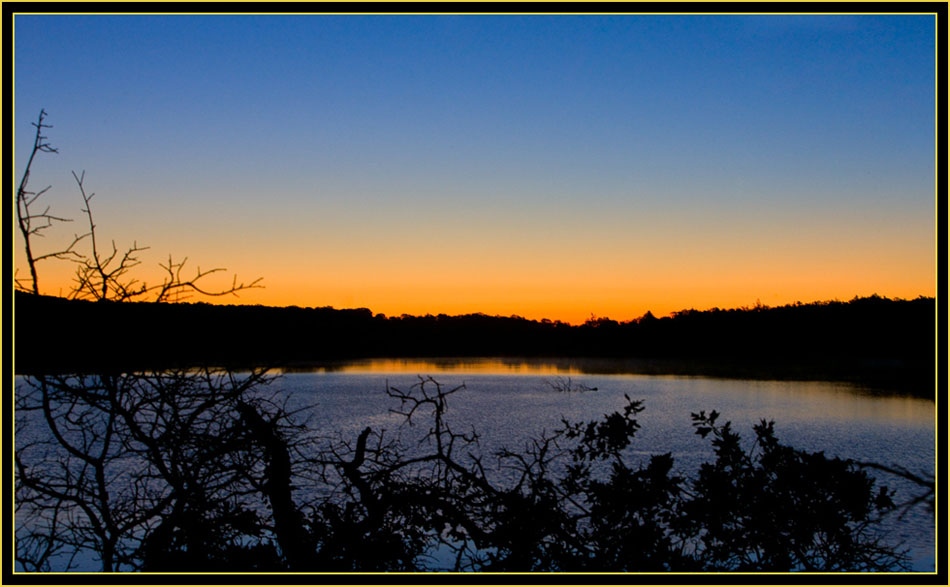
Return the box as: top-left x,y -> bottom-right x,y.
273,358 -> 937,572
15,359 -> 937,572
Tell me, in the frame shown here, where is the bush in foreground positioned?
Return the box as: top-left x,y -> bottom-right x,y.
15,373 -> 913,573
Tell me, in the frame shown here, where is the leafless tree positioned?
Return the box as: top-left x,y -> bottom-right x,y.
15,109 -> 262,302
67,170 -> 262,302
15,109 -> 274,572
15,369 -> 285,572
15,109 -> 88,294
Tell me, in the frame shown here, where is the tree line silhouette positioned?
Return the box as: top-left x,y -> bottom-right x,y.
16,291 -> 935,396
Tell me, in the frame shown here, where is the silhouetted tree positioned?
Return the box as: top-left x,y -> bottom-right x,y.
16,371 -> 918,572
15,110 -> 261,302
15,109 -> 87,295
68,170 -> 261,303
679,411 -> 902,571
15,110 -> 272,571
15,369 -> 281,571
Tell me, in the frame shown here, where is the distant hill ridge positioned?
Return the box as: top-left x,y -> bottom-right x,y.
14,291 -> 935,395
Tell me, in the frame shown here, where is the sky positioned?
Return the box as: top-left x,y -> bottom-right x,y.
14,14 -> 937,324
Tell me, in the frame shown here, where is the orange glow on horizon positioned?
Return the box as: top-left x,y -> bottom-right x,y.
16,238 -> 935,326
209,279 -> 935,326
13,195 -> 936,326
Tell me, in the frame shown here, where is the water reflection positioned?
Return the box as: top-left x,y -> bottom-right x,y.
279,357 -> 933,399
276,358 -> 936,431
281,357 -> 590,375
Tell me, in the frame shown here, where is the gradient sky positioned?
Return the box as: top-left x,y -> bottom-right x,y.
14,14 -> 936,324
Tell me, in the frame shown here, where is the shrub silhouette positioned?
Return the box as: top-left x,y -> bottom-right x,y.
15,375 -> 912,572
680,412 -> 900,571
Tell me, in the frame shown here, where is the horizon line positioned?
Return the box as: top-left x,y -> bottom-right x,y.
14,290 -> 934,327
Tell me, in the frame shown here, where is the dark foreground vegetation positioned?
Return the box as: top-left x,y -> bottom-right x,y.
16,372 -> 930,573
16,291 -> 935,396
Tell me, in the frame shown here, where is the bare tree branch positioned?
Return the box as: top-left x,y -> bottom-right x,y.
15,109 -> 89,294
16,110 -> 262,303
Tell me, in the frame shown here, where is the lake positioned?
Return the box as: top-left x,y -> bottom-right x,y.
14,358 -> 936,572
272,358 -> 936,572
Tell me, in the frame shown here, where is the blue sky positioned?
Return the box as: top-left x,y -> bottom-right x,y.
14,14 -> 937,321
